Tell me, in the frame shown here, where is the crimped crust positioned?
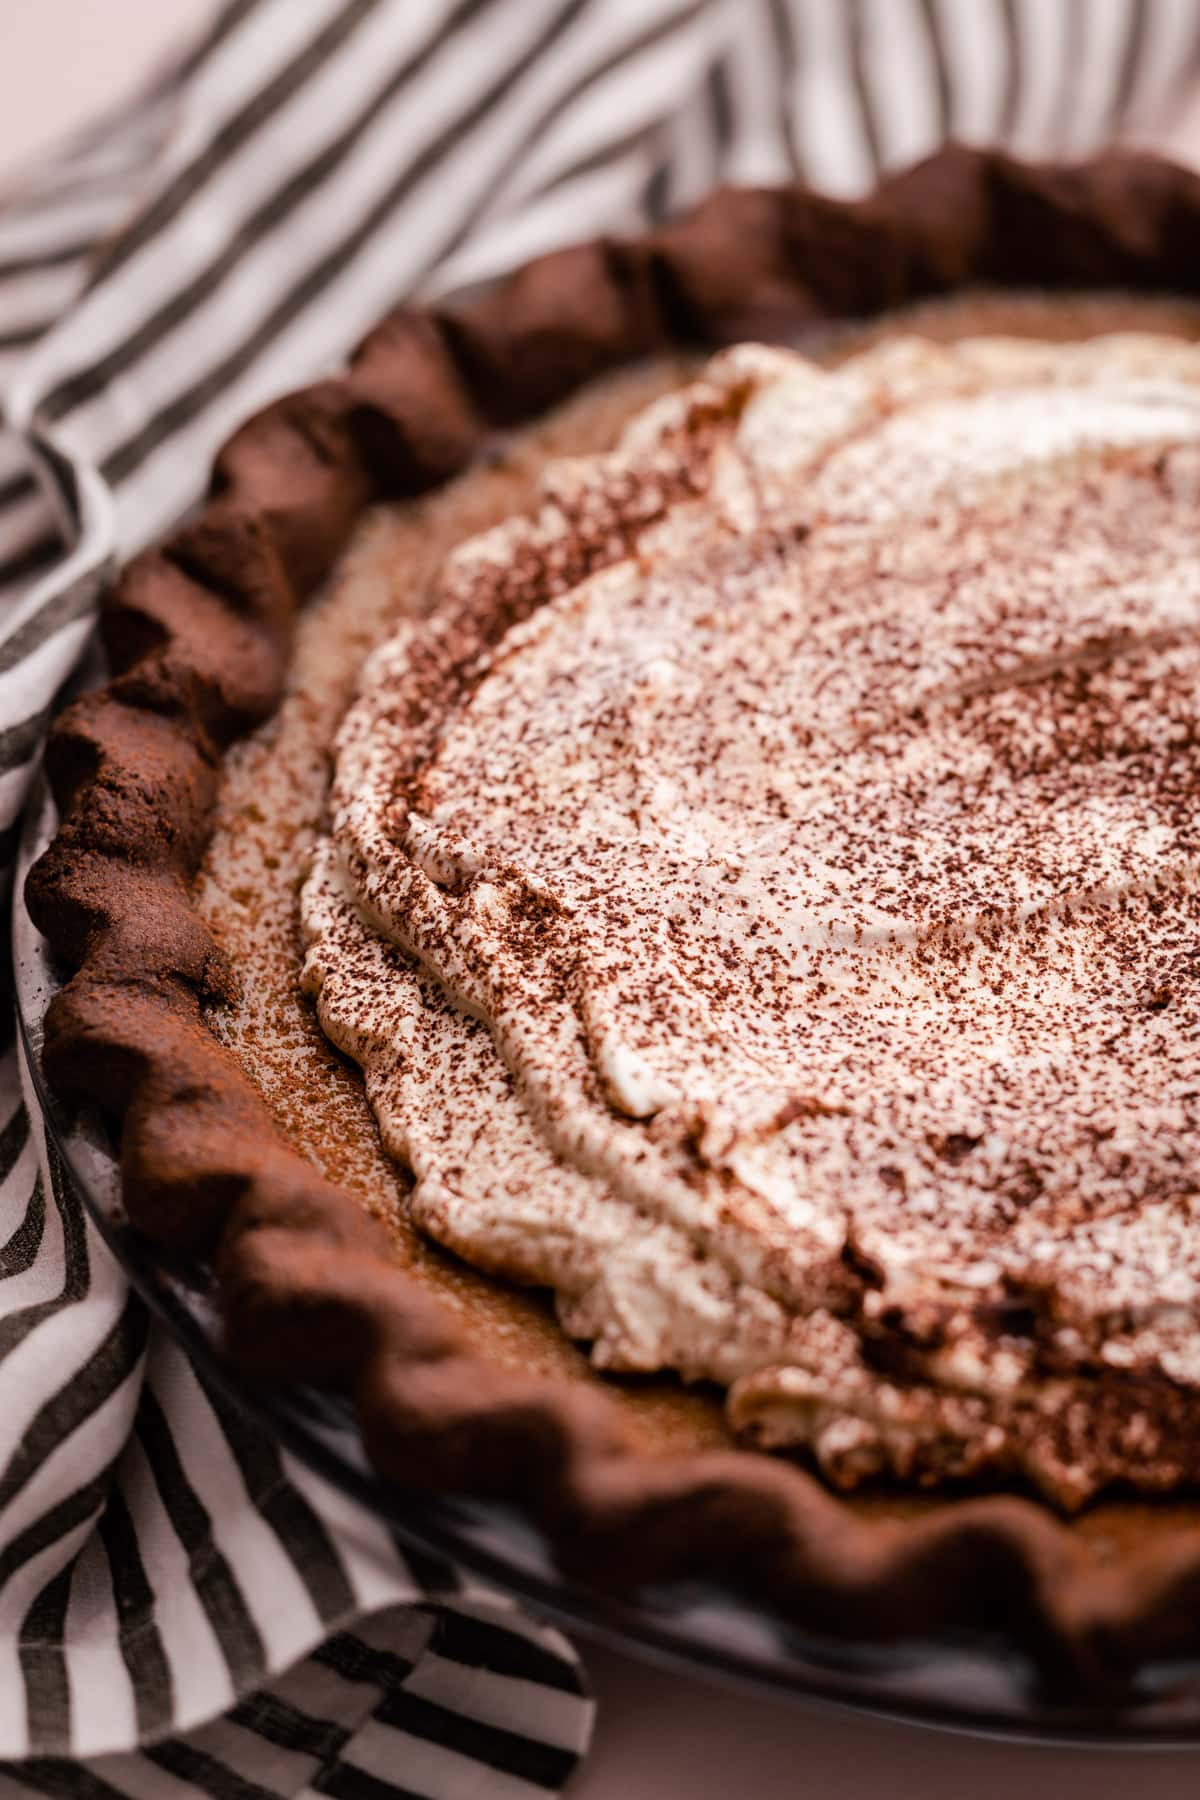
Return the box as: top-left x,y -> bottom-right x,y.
26,146 -> 1200,1695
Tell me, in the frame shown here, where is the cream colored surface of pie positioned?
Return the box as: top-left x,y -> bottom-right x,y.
197,291 -> 1200,1523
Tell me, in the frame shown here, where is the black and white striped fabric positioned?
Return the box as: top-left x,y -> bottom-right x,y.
2,0 -> 1200,1792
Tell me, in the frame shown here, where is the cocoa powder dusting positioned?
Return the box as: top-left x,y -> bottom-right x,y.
206,292 -> 1200,1504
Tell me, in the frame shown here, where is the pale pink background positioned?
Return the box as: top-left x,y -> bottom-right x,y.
2,5 -> 1198,1794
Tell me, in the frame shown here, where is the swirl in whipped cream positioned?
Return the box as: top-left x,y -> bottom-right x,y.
302,332 -> 1200,1506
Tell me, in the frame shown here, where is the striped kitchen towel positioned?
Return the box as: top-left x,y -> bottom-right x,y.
2,0 -> 1200,1793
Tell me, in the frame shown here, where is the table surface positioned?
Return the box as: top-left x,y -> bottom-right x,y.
5,5 -> 1200,1795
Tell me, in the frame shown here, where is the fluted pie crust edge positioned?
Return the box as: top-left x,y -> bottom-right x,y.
26,145 -> 1200,1697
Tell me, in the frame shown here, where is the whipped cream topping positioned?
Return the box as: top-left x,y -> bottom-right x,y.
302,332 -> 1200,1506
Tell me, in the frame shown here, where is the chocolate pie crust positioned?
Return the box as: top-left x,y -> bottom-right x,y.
27,146 -> 1200,1695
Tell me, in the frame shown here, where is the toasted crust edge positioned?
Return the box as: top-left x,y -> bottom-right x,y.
26,144 -> 1200,1697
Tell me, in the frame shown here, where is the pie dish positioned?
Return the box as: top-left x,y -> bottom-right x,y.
27,144 -> 1200,1696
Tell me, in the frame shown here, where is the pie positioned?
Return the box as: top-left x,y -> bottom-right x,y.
29,146 -> 1200,1690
